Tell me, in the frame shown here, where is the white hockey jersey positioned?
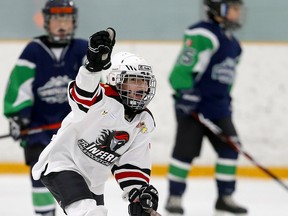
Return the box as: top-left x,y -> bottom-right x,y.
32,66 -> 156,196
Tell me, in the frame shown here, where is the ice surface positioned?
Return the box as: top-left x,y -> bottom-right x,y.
0,175 -> 287,216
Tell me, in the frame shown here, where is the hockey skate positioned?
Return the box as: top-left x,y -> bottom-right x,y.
214,195 -> 248,216
165,195 -> 184,216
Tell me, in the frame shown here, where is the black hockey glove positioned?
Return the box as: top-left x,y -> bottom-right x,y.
8,115 -> 30,141
175,89 -> 201,115
128,202 -> 150,216
85,27 -> 116,72
128,184 -> 159,216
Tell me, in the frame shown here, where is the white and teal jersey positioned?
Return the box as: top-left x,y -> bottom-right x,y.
169,21 -> 242,119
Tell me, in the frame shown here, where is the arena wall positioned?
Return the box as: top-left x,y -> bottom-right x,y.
1,41 -> 287,177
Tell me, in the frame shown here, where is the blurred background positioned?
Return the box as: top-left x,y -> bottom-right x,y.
1,0 -> 288,215
1,0 -> 288,41
1,0 -> 288,177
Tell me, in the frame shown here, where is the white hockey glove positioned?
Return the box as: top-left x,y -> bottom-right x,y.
128,184 -> 159,216
85,27 -> 116,72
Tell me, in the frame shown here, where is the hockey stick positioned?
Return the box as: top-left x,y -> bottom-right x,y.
0,122 -> 62,139
191,112 -> 288,192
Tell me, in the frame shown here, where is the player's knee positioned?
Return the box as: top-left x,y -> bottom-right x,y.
65,199 -> 107,216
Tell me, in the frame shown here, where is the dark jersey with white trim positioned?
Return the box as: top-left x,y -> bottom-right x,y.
4,36 -> 87,146
169,21 -> 242,119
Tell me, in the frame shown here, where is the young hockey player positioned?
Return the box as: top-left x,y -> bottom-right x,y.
165,0 -> 248,215
32,27 -> 159,216
3,0 -> 87,215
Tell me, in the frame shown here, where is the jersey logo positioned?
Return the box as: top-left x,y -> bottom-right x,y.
136,122 -> 147,133
211,57 -> 237,84
37,75 -> 72,104
185,38 -> 193,47
101,110 -> 108,116
97,129 -> 129,151
178,48 -> 196,66
77,130 -> 130,166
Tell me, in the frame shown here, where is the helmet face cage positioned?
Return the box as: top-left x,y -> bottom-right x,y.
204,0 -> 243,30
115,71 -> 156,110
42,0 -> 78,44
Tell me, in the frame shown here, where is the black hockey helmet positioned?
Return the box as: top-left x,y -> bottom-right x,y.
204,0 -> 243,30
42,0 -> 78,43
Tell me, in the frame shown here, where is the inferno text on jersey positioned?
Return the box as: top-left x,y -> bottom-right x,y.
78,139 -> 120,166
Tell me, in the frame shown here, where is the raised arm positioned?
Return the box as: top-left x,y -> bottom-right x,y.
68,28 -> 116,113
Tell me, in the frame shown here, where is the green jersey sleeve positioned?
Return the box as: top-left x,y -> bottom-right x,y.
4,59 -> 35,117
169,28 -> 219,91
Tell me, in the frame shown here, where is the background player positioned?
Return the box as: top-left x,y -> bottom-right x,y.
3,0 -> 87,215
165,0 -> 247,215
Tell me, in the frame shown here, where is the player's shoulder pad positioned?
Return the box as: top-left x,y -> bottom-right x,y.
185,23 -> 219,51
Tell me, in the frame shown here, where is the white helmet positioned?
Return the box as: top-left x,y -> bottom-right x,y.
107,52 -> 157,110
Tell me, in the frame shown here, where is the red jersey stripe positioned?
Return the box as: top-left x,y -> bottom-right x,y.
115,171 -> 150,183
71,83 -> 98,107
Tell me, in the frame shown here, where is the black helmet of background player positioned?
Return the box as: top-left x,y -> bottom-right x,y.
42,0 -> 78,44
204,0 -> 243,30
